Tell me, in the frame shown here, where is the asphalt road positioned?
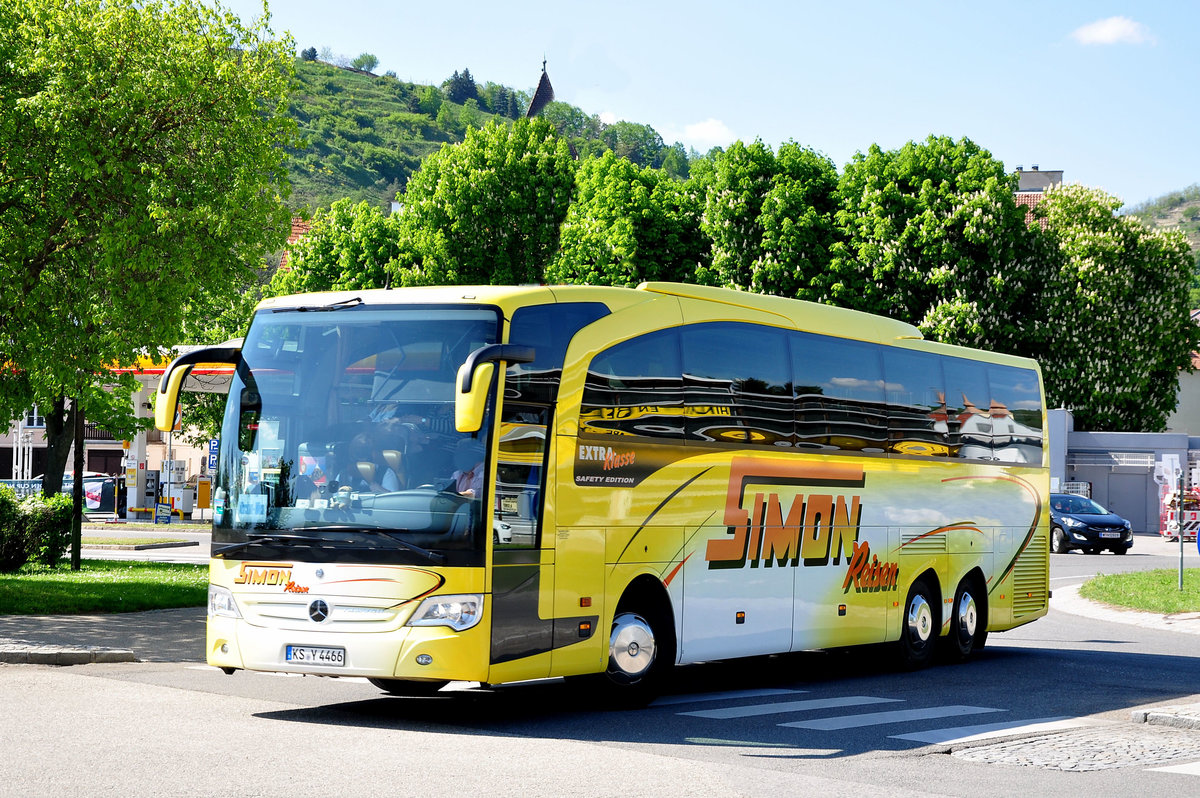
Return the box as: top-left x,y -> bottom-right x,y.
3,529 -> 1199,796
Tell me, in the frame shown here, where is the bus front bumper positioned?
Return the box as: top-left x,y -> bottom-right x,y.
206,615 -> 490,683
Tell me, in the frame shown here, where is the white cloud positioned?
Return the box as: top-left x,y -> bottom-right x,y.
657,118 -> 737,152
598,111 -> 617,125
1070,16 -> 1155,45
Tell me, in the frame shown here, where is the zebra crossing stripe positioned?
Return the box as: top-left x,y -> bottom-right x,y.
890,716 -> 1093,744
681,695 -> 900,720
781,704 -> 1003,730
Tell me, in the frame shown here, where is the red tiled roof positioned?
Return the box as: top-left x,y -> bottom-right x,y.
279,218 -> 312,271
1015,192 -> 1045,227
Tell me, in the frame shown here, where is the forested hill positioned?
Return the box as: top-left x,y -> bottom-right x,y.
285,58 -> 688,212
1127,186 -> 1200,253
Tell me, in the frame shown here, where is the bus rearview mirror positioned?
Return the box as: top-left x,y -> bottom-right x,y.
455,362 -> 495,433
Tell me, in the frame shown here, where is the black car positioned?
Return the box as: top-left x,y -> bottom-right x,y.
1049,492 -> 1133,554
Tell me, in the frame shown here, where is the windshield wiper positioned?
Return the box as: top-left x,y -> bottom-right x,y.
297,526 -> 446,564
293,297 -> 363,312
213,532 -> 327,558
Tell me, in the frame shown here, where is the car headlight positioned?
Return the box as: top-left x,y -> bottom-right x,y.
208,584 -> 242,619
407,594 -> 483,631
1062,517 -> 1085,528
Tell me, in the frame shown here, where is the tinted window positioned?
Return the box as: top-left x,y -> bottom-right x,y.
883,350 -> 950,457
987,365 -> 1043,463
680,323 -> 792,447
942,356 -> 992,459
580,329 -> 684,440
507,303 -> 609,405
792,332 -> 888,453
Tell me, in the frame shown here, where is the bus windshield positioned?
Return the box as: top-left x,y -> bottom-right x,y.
212,306 -> 501,564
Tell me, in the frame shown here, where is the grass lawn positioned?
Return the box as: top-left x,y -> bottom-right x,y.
82,538 -> 190,546
0,560 -> 207,615
1079,568 -> 1200,614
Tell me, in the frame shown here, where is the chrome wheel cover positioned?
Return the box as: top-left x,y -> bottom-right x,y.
906,594 -> 934,647
609,613 -> 656,678
956,590 -> 978,641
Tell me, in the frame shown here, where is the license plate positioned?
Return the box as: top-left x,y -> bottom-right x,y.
286,645 -> 345,666
1099,531 -> 1121,539
501,496 -> 518,514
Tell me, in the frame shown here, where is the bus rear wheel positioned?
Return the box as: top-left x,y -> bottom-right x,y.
897,577 -> 938,669
944,577 -> 987,661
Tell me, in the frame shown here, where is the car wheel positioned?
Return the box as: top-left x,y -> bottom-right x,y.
897,577 -> 938,669
1113,547 -> 1127,555
1051,526 -> 1071,554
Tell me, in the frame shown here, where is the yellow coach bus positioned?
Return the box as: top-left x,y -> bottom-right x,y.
156,282 -> 1048,697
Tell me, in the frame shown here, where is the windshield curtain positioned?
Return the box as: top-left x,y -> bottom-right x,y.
212,306 -> 500,564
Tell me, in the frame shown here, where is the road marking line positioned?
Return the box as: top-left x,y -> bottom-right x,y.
781,705 -> 1003,730
654,688 -> 807,707
1149,761 -> 1200,775
682,695 -> 899,720
890,716 -> 1103,744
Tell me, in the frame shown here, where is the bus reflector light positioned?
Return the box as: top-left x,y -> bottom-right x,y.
578,621 -> 592,638
416,654 -> 433,666
579,597 -> 591,607
838,605 -> 847,616
735,611 -> 745,625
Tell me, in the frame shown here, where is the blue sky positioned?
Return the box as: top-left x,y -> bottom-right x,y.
219,1 -> 1197,208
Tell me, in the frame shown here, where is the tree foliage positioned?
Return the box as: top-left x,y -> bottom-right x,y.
1033,186 -> 1199,431
548,152 -> 707,286
830,136 -> 1042,355
0,0 -> 297,493
697,140 -> 839,300
268,199 -> 400,295
386,118 -> 575,286
350,52 -> 379,73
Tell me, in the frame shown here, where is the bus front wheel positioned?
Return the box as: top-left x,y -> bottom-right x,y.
604,604 -> 674,704
897,577 -> 938,669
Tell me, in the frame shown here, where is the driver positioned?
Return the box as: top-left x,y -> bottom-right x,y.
448,438 -> 484,497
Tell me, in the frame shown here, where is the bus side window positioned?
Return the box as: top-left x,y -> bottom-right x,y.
942,357 -> 992,460
680,322 -> 792,447
987,365 -> 1043,463
580,329 -> 684,440
883,349 -> 950,457
792,331 -> 887,453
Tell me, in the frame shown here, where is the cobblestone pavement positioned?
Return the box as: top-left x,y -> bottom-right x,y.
952,721 -> 1200,771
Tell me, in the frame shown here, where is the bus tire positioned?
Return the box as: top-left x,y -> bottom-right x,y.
367,678 -> 448,696
897,577 -> 938,670
605,602 -> 674,705
944,576 -> 987,662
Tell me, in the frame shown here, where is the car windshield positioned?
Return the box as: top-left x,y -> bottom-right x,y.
211,306 -> 500,564
1052,495 -> 1107,515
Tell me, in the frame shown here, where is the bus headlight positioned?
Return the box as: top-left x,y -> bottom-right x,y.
208,585 -> 242,619
407,595 -> 483,631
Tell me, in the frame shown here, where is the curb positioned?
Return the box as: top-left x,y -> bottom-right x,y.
1051,584 -> 1200,635
1132,705 -> 1200,731
0,640 -> 138,665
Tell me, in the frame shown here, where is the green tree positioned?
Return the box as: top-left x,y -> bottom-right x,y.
443,68 -> 477,104
351,52 -> 379,73
830,136 -> 1040,355
547,152 -> 708,286
268,200 -> 401,295
416,85 -> 443,117
1033,185 -> 1199,431
697,140 -> 839,300
0,0 -> 297,501
388,118 -> 575,286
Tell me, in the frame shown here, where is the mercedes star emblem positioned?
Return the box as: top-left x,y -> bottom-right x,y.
308,599 -> 330,623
